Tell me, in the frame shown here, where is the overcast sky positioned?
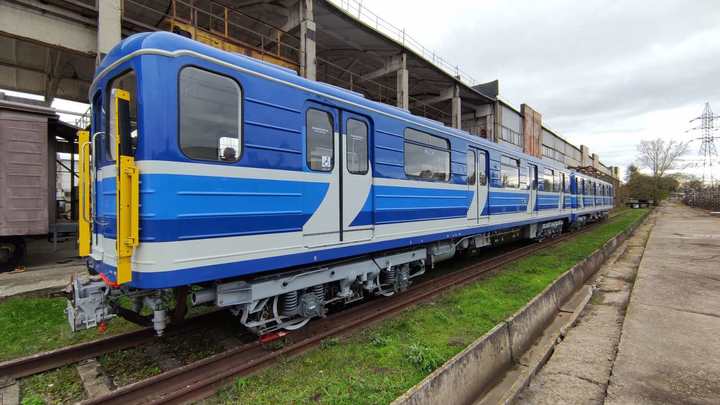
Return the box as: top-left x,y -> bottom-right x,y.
5,0 -> 719,180
355,0 -> 720,179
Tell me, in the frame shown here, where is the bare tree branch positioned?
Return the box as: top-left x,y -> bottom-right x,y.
636,138 -> 689,178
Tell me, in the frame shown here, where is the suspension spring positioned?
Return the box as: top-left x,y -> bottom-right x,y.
381,267 -> 397,286
280,291 -> 299,315
311,284 -> 325,302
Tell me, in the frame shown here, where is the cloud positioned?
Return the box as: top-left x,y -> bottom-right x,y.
359,0 -> 720,177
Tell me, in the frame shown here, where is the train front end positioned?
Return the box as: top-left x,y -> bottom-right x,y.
66,36 -> 172,336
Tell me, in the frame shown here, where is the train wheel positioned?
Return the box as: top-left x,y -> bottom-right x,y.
0,237 -> 25,273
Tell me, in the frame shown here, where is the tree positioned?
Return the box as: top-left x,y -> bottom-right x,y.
637,139 -> 689,178
636,139 -> 689,202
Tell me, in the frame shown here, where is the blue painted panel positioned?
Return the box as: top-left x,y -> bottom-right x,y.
95,212 -> 574,288
97,173 -> 328,242
374,185 -> 471,224
488,190 -> 528,214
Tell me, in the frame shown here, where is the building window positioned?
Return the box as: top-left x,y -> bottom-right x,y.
307,109 -> 334,171
500,126 -> 522,146
346,118 -> 368,174
404,128 -> 450,181
179,67 -> 241,162
501,156 -> 520,188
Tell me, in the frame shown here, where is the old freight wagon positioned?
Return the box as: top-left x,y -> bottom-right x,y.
0,95 -> 78,271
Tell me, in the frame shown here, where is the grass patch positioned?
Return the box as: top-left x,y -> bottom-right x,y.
20,365 -> 85,405
0,292 -> 214,362
207,209 -> 647,405
0,297 -> 139,362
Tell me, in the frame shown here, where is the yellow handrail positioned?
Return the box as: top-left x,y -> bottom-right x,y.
77,130 -> 91,257
113,89 -> 139,285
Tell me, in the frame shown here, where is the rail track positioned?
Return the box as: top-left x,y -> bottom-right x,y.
84,220 -> 610,405
2,215 -> 616,403
0,309 -> 236,380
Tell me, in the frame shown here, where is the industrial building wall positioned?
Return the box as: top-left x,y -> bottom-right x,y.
499,104 -> 523,150
0,109 -> 49,236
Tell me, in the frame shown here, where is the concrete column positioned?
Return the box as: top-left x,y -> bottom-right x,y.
451,84 -> 461,129
97,0 -> 122,65
592,153 -> 599,170
300,0 -> 316,81
493,100 -> 502,143
396,54 -> 409,110
580,145 -> 590,167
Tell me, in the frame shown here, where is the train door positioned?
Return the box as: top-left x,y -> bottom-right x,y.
340,111 -> 373,242
559,172 -> 566,210
303,105 -> 341,247
528,164 -> 538,215
466,148 -> 489,224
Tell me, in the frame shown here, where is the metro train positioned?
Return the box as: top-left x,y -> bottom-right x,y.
67,32 -> 613,336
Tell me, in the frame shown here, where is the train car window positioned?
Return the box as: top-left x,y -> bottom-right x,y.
563,173 -> 571,193
478,152 -> 487,185
346,118 -> 368,174
554,171 -> 562,192
307,109 -> 334,171
404,128 -> 450,181
179,67 -> 241,162
106,71 -> 137,160
467,150 -> 476,185
543,168 -> 554,192
501,156 -> 520,188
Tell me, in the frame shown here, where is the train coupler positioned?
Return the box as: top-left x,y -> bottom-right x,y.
65,277 -> 116,332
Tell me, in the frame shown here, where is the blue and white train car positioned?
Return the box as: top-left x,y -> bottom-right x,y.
68,32 -> 613,335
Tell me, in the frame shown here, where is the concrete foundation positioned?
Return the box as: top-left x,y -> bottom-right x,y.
606,203 -> 720,404
393,212 -> 649,405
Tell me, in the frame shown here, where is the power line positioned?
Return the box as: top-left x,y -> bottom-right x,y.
688,102 -> 720,185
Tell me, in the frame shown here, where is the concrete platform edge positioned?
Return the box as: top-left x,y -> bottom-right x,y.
391,211 -> 651,405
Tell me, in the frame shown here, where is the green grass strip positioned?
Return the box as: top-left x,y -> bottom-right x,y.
208,209 -> 648,405
0,297 -> 140,362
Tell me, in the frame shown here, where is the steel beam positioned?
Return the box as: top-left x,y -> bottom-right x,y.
0,1 -> 97,55
359,53 -> 406,82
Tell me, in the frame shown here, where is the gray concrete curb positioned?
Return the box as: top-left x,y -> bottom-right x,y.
392,211 -> 651,405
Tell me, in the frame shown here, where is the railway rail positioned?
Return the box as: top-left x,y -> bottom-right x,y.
2,215 -> 617,403
0,310 -> 234,380
84,219 -> 610,405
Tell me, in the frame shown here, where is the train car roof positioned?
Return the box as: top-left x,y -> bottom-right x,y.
95,32 -> 577,173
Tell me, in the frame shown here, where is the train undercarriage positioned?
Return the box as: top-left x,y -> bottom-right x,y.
67,214 -> 607,336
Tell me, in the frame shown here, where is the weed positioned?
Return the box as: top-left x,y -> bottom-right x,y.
368,332 -> 390,347
320,337 -> 340,349
20,366 -> 85,404
405,343 -> 443,373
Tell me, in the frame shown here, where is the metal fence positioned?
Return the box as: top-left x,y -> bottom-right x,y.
684,187 -> 720,211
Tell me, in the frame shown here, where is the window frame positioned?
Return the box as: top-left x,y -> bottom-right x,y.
477,150 -> 488,186
105,69 -> 138,162
467,150 -> 476,186
500,156 -> 520,189
543,168 -> 554,192
345,117 -> 369,175
306,108 -> 336,172
403,127 -> 451,182
177,65 -> 244,164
